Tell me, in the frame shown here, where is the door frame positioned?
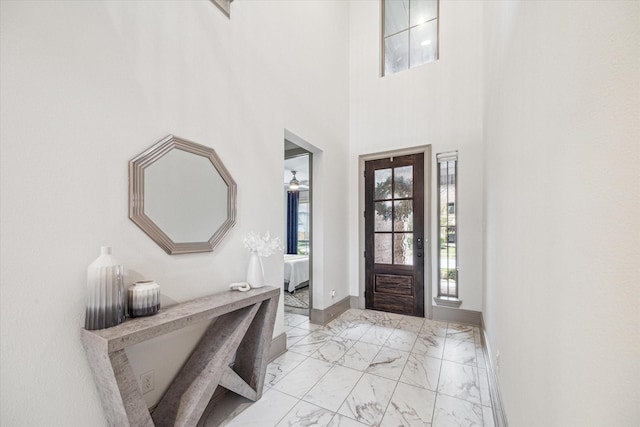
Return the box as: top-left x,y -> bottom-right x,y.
285,129 -> 321,314
358,145 -> 432,319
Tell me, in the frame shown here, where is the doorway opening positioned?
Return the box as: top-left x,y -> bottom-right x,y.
283,140 -> 312,317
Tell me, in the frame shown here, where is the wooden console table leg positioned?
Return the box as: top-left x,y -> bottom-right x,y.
152,302 -> 262,427
82,337 -> 153,427
232,294 -> 279,400
81,287 -> 280,427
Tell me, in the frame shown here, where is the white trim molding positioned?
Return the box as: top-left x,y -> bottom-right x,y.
434,296 -> 462,308
481,314 -> 509,427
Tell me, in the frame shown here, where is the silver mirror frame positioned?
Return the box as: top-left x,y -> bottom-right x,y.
129,135 -> 237,255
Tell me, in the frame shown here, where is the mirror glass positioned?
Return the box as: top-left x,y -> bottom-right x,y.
129,135 -> 237,254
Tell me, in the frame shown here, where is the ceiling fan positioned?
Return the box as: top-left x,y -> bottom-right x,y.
288,171 -> 309,191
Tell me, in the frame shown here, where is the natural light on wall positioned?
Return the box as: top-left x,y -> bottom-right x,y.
383,0 -> 439,76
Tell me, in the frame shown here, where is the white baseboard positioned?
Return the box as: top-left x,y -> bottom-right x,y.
480,314 -> 509,427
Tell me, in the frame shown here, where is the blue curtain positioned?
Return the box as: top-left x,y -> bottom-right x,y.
286,191 -> 299,254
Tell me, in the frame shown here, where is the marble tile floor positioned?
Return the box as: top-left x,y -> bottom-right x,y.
200,308 -> 495,427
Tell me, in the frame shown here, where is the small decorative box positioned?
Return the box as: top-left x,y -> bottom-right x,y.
127,280 -> 160,317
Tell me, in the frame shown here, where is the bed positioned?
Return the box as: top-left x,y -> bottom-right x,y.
284,254 -> 309,293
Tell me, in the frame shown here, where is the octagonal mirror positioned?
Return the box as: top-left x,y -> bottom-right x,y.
129,135 -> 237,254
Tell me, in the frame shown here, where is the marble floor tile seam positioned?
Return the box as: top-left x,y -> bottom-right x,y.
435,360 -> 482,406
284,313 -> 310,328
300,371 -> 366,414
289,324 -> 480,367
273,375 -> 384,427
362,365 -> 409,384
433,392 -> 487,427
303,336 -> 441,388
441,340 -> 478,367
332,380 -> 402,427
436,390 -> 483,408
265,365 -> 306,389
377,330 -> 420,354
337,372 -> 400,426
394,337 -> 443,360
248,391 -> 486,427
396,354 -> 442,393
284,400 -> 366,427
274,347 -> 426,425
280,311 -> 496,426
287,319 -> 483,366
238,397 -> 492,427
313,340 -> 386,374
267,350 -> 314,383
431,344 -> 447,399
260,372 -> 486,423
273,351 -> 365,403
439,352 -> 480,369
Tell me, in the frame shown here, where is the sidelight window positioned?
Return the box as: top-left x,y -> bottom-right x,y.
437,152 -> 458,299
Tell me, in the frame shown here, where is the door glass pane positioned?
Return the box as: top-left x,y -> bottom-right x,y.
374,201 -> 392,231
394,233 -> 413,265
375,168 -> 392,199
394,200 -> 413,231
384,0 -> 409,37
384,31 -> 409,75
409,20 -> 437,68
410,0 -> 437,27
375,233 -> 392,264
394,165 -> 413,198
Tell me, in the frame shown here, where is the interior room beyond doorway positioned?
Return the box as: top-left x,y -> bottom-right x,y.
284,141 -> 311,316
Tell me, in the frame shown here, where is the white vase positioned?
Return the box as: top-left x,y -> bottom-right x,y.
85,246 -> 126,330
246,251 -> 264,288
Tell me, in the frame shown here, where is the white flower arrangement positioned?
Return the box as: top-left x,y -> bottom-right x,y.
243,231 -> 282,257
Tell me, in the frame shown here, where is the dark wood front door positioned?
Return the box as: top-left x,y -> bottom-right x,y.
365,153 -> 424,317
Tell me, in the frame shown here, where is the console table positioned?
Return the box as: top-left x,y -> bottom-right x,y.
81,286 -> 279,427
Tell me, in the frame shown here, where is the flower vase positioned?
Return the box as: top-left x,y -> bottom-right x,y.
246,251 -> 264,288
84,246 -> 126,330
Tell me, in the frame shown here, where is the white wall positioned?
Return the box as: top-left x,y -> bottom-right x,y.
0,1 -> 349,425
348,0 -> 484,311
483,1 -> 640,425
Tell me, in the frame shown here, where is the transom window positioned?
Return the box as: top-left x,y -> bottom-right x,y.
382,0 -> 439,76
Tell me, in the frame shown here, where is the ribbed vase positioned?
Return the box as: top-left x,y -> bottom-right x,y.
246,251 -> 264,288
84,246 -> 126,330
127,280 -> 161,317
